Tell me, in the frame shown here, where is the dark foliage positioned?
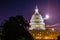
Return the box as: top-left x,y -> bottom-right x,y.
2,15 -> 34,40
57,35 -> 60,40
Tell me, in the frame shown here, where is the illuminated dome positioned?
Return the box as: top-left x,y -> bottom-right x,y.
29,6 -> 45,30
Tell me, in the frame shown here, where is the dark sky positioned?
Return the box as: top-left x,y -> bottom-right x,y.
0,0 -> 60,25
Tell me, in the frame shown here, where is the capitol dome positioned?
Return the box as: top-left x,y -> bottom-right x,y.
29,6 -> 45,30
30,12 -> 44,24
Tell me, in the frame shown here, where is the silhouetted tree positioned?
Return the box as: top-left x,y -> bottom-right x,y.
0,25 -> 3,40
57,35 -> 60,40
2,15 -> 34,40
15,15 -> 30,29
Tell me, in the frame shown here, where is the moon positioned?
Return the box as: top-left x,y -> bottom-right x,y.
46,15 -> 49,19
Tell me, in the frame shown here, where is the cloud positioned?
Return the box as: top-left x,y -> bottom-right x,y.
46,23 -> 60,29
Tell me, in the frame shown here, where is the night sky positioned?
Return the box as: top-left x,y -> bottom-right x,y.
0,0 -> 60,25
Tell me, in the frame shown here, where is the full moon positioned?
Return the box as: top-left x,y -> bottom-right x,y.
46,15 -> 49,19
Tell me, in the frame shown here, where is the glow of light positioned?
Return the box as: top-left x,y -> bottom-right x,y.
35,37 -> 41,39
51,28 -> 55,31
43,15 -> 49,20
46,15 -> 49,19
35,8 -> 38,13
44,36 -> 49,39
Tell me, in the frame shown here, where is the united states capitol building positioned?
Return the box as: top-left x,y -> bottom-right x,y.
0,6 -> 60,40
28,6 -> 60,40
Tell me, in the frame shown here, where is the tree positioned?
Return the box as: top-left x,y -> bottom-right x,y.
57,35 -> 60,40
2,15 -> 34,40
